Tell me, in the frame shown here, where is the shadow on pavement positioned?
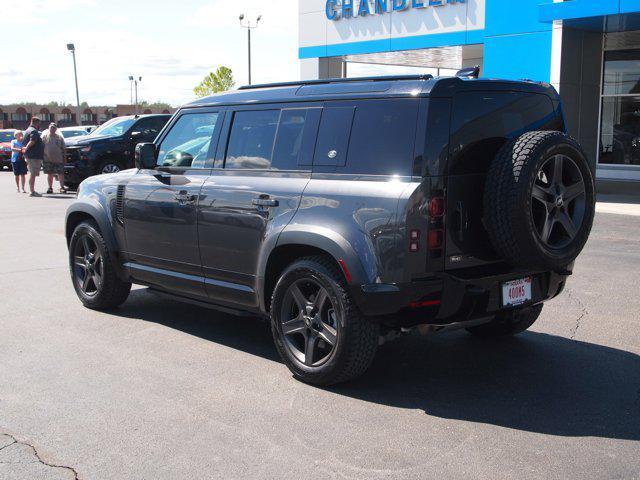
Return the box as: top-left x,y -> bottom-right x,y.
120,288 -> 640,441
121,288 -> 279,362
42,194 -> 74,200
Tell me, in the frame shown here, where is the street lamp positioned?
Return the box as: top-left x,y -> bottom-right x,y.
129,76 -> 142,114
239,14 -> 262,85
66,43 -> 81,126
128,75 -> 134,105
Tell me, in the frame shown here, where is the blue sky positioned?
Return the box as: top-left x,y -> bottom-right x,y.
3,0 -> 298,107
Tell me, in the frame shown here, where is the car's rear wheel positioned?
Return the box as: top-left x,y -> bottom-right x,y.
270,256 -> 379,386
69,220 -> 131,310
466,304 -> 543,338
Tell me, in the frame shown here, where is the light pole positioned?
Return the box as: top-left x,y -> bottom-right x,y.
66,43 -> 81,126
130,76 -> 142,114
128,75 -> 134,105
239,14 -> 261,85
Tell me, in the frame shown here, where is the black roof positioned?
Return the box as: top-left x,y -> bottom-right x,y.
183,75 -> 558,109
117,113 -> 172,120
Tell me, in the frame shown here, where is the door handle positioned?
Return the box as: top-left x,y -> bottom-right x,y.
252,197 -> 279,208
174,191 -> 197,205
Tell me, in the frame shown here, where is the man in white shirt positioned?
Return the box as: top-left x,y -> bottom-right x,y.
41,123 -> 67,194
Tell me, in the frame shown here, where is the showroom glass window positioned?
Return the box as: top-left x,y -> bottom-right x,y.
600,49 -> 640,166
157,112 -> 219,168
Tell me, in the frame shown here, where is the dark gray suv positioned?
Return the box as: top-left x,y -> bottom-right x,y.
65,75 -> 595,385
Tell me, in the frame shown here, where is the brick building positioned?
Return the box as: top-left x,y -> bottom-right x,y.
0,104 -> 175,130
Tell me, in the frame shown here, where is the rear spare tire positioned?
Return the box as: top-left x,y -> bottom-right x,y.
484,131 -> 595,271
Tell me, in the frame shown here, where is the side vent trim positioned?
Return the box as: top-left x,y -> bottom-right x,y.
115,185 -> 125,225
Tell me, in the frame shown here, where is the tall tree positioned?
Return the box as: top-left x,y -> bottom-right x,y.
194,67 -> 235,97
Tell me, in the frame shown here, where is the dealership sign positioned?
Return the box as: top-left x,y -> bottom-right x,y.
326,0 -> 466,20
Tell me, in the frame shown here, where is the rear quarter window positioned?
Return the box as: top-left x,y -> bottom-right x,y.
450,91 -> 561,175
313,99 -> 419,176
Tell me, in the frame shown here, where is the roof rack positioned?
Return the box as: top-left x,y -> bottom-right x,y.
237,74 -> 434,90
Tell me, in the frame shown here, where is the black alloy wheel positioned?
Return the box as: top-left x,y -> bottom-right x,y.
270,256 -> 379,386
280,278 -> 339,367
69,220 -> 131,310
73,234 -> 104,297
531,154 -> 586,250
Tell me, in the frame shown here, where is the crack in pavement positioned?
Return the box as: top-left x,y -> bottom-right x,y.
0,433 -> 79,479
566,288 -> 589,340
0,265 -> 66,276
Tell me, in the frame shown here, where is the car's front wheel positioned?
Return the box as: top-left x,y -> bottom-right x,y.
96,160 -> 122,175
466,304 -> 543,338
69,220 -> 131,310
270,256 -> 379,386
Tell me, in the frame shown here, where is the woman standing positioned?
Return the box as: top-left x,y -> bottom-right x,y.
10,131 -> 27,193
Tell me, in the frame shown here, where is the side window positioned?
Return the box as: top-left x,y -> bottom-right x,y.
313,106 -> 355,166
133,116 -> 168,141
346,99 -> 418,175
450,92 -> 556,175
157,112 -> 219,168
225,110 -> 279,169
272,109 -> 322,170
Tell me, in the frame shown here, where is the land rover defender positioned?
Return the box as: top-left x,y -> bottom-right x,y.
65,75 -> 595,385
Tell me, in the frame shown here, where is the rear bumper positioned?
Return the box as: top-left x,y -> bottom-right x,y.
352,267 -> 569,326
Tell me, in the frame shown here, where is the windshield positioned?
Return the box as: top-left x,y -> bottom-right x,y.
91,117 -> 135,137
0,131 -> 14,142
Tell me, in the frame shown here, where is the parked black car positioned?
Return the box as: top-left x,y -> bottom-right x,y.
65,75 -> 595,385
63,114 -> 171,189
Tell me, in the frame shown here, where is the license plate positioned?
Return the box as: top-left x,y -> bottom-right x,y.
502,277 -> 532,307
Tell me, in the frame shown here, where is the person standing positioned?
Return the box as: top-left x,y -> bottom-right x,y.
10,130 -> 27,193
42,123 -> 67,193
22,117 -> 44,197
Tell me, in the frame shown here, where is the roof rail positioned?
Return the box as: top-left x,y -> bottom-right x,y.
237,74 -> 434,90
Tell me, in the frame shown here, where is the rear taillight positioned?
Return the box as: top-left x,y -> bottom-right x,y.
427,194 -> 445,254
428,196 -> 445,218
428,229 -> 444,249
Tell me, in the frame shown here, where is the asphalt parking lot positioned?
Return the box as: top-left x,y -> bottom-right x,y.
0,171 -> 639,480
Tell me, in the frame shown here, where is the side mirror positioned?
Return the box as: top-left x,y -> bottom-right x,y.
135,142 -> 157,169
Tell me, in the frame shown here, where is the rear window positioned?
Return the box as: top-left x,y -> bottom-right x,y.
450,91 -> 560,175
346,99 -> 418,176
313,99 -> 419,176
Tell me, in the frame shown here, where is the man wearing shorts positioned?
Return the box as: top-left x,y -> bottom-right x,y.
22,117 -> 44,197
42,123 -> 67,194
